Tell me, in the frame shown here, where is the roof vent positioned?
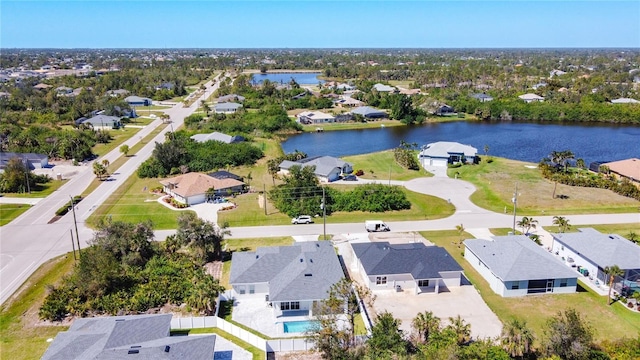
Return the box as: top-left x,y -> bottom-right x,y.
128,349 -> 139,354
130,346 -> 141,349
164,345 -> 171,353
316,243 -> 320,247
609,236 -> 614,239
115,319 -> 125,322
305,273 -> 312,277
300,258 -> 303,262
256,255 -> 259,259
310,259 -> 313,263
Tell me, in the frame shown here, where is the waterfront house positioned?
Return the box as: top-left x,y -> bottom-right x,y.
418,141 -> 478,167
602,158 -> 640,185
297,111 -> 335,124
190,132 -> 245,144
519,93 -> 545,103
350,106 -> 387,119
279,156 -> 353,183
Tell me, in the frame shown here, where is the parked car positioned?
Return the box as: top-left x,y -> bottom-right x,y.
343,174 -> 357,181
292,215 -> 313,224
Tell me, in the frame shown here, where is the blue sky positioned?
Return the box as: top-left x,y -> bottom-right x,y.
1,1 -> 639,48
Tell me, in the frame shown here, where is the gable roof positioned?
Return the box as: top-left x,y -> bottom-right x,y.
519,93 -> 544,101
279,156 -> 352,177
41,314 -> 215,360
297,111 -> 335,121
352,242 -> 462,279
190,132 -> 244,144
81,115 -> 121,127
603,158 -> 640,180
159,173 -> 244,198
215,102 -> 242,111
229,241 -> 344,302
465,236 -> 577,282
0,152 -> 48,169
124,95 -> 153,104
420,141 -> 477,158
350,106 -> 387,117
217,94 -> 246,103
552,228 -> 640,269
373,83 -> 396,92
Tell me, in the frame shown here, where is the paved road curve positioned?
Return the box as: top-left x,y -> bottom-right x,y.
0,75 -> 223,305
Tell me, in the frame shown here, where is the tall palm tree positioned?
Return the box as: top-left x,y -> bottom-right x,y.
516,216 -> 539,235
552,216 -> 570,233
604,265 -> 624,305
455,224 -> 465,247
447,315 -> 471,345
411,311 -> 441,344
501,318 -> 534,358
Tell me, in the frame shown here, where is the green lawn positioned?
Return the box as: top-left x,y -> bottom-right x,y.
450,157 -> 639,215
420,230 -> 640,344
0,254 -> 75,360
0,204 -> 31,226
92,127 -> 143,157
343,150 -> 433,181
219,187 -> 455,227
1,179 -> 67,198
301,119 -> 404,132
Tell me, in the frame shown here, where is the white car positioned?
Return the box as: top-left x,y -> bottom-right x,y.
291,215 -> 313,224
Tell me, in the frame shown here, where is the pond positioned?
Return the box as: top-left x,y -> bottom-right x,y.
251,72 -> 324,85
281,121 -> 640,164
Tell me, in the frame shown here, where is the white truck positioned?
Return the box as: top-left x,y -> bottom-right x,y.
365,220 -> 390,232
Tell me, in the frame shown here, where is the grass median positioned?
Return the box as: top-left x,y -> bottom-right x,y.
449,157 -> 640,215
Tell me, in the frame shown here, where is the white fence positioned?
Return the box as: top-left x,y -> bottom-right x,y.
171,316 -> 315,353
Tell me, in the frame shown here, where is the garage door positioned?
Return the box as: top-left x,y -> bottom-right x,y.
430,158 -> 448,167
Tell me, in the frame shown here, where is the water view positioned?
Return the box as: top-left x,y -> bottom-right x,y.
251,72 -> 324,85
282,121 -> 640,164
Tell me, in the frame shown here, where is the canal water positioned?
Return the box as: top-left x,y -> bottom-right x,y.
251,72 -> 324,85
281,121 -> 640,164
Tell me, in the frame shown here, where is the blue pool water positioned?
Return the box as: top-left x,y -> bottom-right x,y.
283,320 -> 318,333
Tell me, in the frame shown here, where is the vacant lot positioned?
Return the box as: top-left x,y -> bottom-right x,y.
0,204 -> 31,226
449,157 -> 639,215
343,150 -> 432,181
421,230 -> 640,344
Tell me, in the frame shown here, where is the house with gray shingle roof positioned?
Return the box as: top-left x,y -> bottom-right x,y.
41,314 -> 216,360
351,242 -> 463,294
190,131 -> 244,144
229,241 -> 344,317
217,94 -> 246,103
79,114 -> 123,129
350,106 -> 387,119
418,141 -> 478,168
551,228 -> 640,294
214,102 -> 242,114
279,156 -> 353,183
464,235 -> 578,297
125,95 -> 153,107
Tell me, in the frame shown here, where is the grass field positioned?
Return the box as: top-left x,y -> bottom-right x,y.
420,230 -> 640,344
0,204 -> 31,226
93,127 -> 144,157
450,157 -> 640,215
0,254 -> 75,360
1,179 -> 68,199
343,150 -> 432,181
301,119 -> 404,132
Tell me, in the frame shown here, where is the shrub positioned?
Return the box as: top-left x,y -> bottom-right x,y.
55,195 -> 83,216
448,162 -> 462,168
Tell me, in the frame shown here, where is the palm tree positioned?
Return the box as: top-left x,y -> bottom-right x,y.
484,144 -> 490,158
576,158 -> 585,169
411,311 -> 441,344
604,265 -> 624,305
455,224 -> 465,247
552,216 -> 570,233
516,216 -> 538,235
627,231 -> 639,244
447,315 -> 471,345
501,318 -> 534,359
200,100 -> 210,116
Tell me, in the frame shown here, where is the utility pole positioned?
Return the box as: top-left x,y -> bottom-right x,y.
263,184 -> 267,216
321,187 -> 327,240
24,171 -> 31,193
512,183 -> 518,233
69,195 -> 81,258
69,229 -> 77,261
388,165 -> 391,186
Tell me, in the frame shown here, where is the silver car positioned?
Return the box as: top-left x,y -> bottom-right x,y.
291,215 -> 313,224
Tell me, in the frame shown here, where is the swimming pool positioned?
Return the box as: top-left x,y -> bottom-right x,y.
283,320 -> 318,333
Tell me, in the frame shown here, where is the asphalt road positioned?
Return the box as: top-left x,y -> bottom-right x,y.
0,75 -> 223,305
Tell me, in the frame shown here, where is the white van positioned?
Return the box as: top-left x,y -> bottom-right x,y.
365,220 -> 390,232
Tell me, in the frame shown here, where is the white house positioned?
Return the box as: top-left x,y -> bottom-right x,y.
214,102 -> 242,114
0,152 -> 49,171
190,132 -> 244,144
611,98 -> 639,104
551,228 -> 640,295
229,241 -> 344,317
351,242 -> 463,294
372,83 -> 396,92
464,235 -> 578,297
297,111 -> 336,124
519,93 -> 545,103
418,141 -> 478,168
160,172 -> 245,205
279,156 -> 353,183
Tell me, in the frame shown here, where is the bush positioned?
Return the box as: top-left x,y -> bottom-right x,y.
331,184 -> 411,213
55,195 -> 83,216
448,162 -> 462,168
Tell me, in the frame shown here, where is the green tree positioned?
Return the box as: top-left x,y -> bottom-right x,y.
446,315 -> 471,345
516,216 -> 539,235
544,309 -> 594,360
393,140 -> 419,170
171,212 -> 227,264
627,231 -> 639,244
368,311 -> 408,359
93,161 -> 107,180
501,318 -> 535,359
187,271 -> 224,315
92,218 -> 155,267
604,265 -> 624,305
412,311 -> 441,344
205,187 -> 216,203
0,156 -> 34,193
200,100 -> 210,116
552,215 -> 571,233
119,144 -> 130,157
269,165 -> 323,217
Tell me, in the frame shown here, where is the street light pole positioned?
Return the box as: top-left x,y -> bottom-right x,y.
512,182 -> 518,233
69,195 -> 81,258
322,187 -> 326,240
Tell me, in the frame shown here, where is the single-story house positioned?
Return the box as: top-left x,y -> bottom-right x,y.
335,83 -> 356,91
208,170 -> 243,182
334,97 -> 364,108
471,93 -> 493,102
106,89 -> 130,97
160,172 -> 246,205
279,156 -> 353,183
551,228 -> 640,294
229,241 -> 344,317
464,235 -> 578,297
0,152 -> 49,171
351,242 -> 463,294
217,94 -> 246,103
611,98 -> 640,104
519,93 -> 545,103
190,132 -> 245,144
372,83 -> 396,92
55,86 -> 73,95
435,104 -> 455,116
41,314 -> 215,360
80,114 -> 123,129
602,158 -> 640,184
124,95 -> 153,107
297,111 -> 335,124
214,102 -> 242,114
418,141 -> 478,167
33,83 -> 52,90
350,106 -> 387,119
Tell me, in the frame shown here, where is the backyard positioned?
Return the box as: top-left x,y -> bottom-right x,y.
449,157 -> 640,215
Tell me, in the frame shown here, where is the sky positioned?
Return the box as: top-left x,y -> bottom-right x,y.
1,1 -> 639,48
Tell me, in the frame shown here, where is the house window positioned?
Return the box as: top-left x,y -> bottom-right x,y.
291,301 -> 300,310
560,279 -> 568,287
511,283 -> 520,290
376,276 -> 387,285
249,285 -> 255,294
238,286 -> 245,295
418,280 -> 430,287
281,302 -> 290,310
